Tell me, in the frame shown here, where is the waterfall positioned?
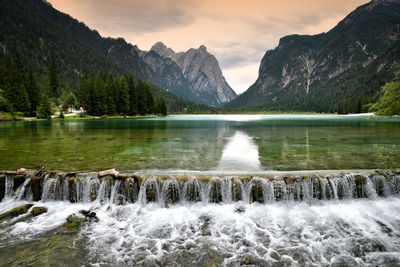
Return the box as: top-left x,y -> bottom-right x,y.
287,176 -> 302,201
161,177 -> 181,205
182,178 -> 202,202
272,177 -> 287,201
138,177 -> 161,205
13,178 -> 31,201
4,175 -> 14,200
1,171 -> 399,205
244,177 -> 274,204
41,175 -> 60,202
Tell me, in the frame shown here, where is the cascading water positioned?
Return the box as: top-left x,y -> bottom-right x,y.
2,172 -> 400,204
4,175 -> 14,200
1,170 -> 400,266
182,178 -> 202,202
161,177 -> 181,205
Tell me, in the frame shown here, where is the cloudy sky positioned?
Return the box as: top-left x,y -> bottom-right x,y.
49,0 -> 368,94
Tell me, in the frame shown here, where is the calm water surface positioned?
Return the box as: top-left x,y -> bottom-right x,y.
0,115 -> 399,171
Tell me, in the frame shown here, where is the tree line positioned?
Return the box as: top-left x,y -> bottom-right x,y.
0,51 -> 167,119
79,71 -> 166,116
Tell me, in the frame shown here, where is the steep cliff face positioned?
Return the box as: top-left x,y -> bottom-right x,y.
228,0 -> 400,112
142,42 -> 237,106
141,50 -> 198,101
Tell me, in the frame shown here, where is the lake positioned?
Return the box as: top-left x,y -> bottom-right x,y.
0,114 -> 399,172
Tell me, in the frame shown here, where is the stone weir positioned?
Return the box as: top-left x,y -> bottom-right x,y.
1,169 -> 400,205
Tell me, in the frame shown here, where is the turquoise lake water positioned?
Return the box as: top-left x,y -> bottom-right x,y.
0,115 -> 399,171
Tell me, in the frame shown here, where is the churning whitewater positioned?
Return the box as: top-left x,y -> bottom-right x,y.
1,171 -> 400,266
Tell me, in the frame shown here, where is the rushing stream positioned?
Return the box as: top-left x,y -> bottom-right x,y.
1,171 -> 400,266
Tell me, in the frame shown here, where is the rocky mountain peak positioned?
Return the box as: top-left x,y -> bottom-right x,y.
140,42 -> 237,105
198,45 -> 207,52
150,42 -> 175,59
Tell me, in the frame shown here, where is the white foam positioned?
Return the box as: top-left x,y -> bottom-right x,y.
1,198 -> 400,265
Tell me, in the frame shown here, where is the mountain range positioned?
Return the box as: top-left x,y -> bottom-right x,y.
227,0 -> 400,112
0,0 -> 234,110
0,0 -> 399,113
137,42 -> 237,106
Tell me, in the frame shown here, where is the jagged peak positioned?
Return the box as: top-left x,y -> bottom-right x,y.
198,45 -> 207,51
150,41 -> 175,58
151,41 -> 167,50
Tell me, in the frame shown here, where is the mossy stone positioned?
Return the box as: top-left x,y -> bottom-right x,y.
32,206 -> 48,216
355,175 -> 367,182
57,215 -> 87,234
0,204 -> 34,223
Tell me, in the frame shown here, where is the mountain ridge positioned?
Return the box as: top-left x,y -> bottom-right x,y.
227,0 -> 400,112
140,41 -> 237,106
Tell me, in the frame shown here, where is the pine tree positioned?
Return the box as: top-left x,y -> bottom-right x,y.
136,79 -> 147,115
48,52 -> 59,98
1,53 -> 30,114
144,83 -> 155,114
26,70 -> 41,116
37,94 -> 52,119
117,76 -> 130,115
105,73 -> 116,115
127,75 -> 137,115
155,96 -> 168,116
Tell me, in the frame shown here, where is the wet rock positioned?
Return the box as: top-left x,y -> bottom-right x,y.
242,257 -> 254,265
0,204 -> 34,223
232,178 -> 242,201
57,215 -> 88,234
250,182 -> 264,203
80,209 -> 90,215
31,206 -> 48,216
13,175 -> 26,191
79,210 -> 100,222
184,180 -> 201,202
125,178 -> 139,203
208,179 -> 222,203
68,177 -> 77,203
0,174 -> 5,201
234,206 -> 246,214
200,215 -> 212,236
31,176 -> 43,201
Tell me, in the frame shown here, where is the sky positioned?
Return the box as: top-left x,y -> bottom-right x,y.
48,0 -> 369,94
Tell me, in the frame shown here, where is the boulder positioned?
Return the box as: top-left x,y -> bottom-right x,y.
31,206 -> 48,216
0,204 -> 34,223
13,175 -> 26,191
31,176 -> 43,201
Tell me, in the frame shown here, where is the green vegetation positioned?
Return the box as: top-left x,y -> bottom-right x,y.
37,95 -> 52,119
370,64 -> 400,116
78,71 -> 166,116
0,0 -> 218,117
155,96 -> 168,116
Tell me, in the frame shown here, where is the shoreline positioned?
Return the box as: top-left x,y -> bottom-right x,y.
0,112 -> 386,122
